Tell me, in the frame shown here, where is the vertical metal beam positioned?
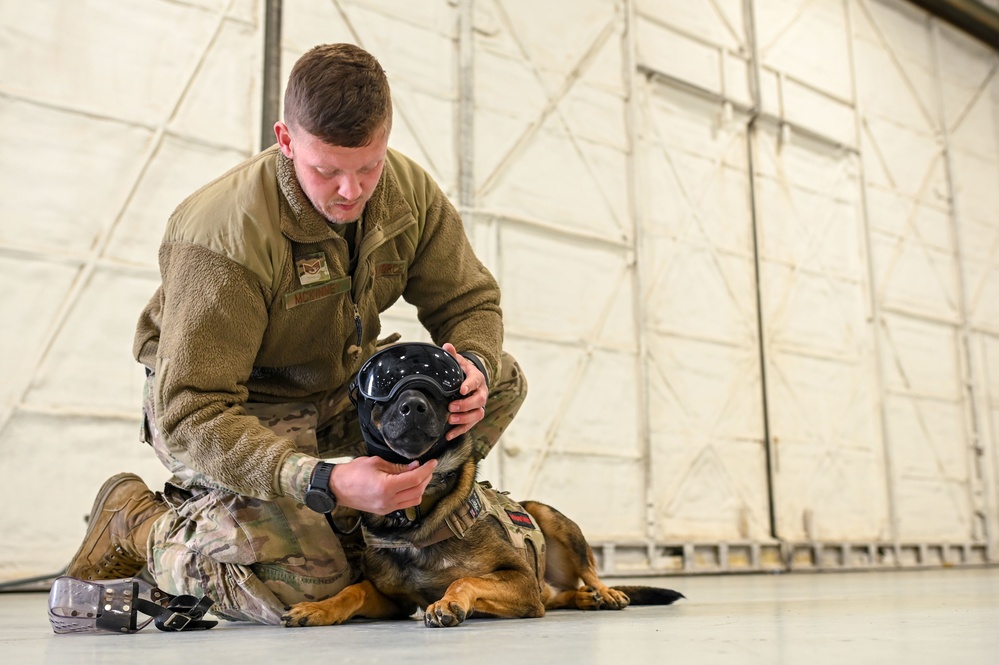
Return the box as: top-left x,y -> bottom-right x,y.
458,0 -> 475,223
456,0 -> 505,486
929,18 -> 993,552
622,0 -> 656,547
743,0 -> 779,540
843,0 -> 902,550
260,0 -> 283,150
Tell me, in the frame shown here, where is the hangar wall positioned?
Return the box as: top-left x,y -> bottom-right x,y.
1,0 -> 998,580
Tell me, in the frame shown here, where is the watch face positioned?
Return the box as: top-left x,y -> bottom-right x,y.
305,490 -> 335,513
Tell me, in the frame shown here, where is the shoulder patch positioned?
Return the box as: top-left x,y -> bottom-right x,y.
505,510 -> 536,530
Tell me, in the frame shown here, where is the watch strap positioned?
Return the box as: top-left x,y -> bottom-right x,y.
310,461 -> 335,492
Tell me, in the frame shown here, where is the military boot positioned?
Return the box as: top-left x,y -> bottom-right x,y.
66,473 -> 167,581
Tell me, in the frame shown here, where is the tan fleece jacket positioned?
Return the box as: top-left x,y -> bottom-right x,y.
133,146 -> 502,501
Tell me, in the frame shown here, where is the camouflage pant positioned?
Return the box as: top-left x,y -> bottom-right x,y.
143,351 -> 526,624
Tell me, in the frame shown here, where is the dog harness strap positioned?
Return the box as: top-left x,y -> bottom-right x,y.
416,524 -> 458,548
443,483 -> 485,538
362,484 -> 488,549
361,525 -> 452,549
361,527 -> 413,549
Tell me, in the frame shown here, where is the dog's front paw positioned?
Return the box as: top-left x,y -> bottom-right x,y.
424,599 -> 469,627
575,586 -> 603,611
281,601 -> 343,627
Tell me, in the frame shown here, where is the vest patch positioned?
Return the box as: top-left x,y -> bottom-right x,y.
375,260 -> 406,278
467,487 -> 483,519
296,253 -> 331,285
505,510 -> 536,530
285,277 -> 350,310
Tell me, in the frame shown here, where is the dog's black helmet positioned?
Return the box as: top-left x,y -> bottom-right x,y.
354,342 -> 464,403
351,342 -> 466,465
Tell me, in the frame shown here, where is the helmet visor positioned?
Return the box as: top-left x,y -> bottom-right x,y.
356,342 -> 465,402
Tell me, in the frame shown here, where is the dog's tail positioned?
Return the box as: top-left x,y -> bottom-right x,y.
611,586 -> 685,606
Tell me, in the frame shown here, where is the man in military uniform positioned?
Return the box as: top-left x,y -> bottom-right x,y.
66,43 -> 526,625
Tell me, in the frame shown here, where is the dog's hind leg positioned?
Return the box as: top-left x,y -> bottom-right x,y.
282,579 -> 408,627
522,501 -> 631,611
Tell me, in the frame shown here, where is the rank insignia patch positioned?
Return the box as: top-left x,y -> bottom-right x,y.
296,253 -> 331,285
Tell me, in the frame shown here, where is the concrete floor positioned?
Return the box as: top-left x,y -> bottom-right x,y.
2,568 -> 997,664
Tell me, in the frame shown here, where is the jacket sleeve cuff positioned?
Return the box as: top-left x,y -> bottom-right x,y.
459,351 -> 490,387
278,452 -> 318,503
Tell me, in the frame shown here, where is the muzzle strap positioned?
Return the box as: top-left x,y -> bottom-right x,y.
153,593 -> 217,632
49,576 -> 217,635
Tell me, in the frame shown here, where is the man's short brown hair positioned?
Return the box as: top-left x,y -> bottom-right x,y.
284,43 -> 392,147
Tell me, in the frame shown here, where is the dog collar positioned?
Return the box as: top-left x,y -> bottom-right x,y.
383,470 -> 458,526
363,483 -> 485,550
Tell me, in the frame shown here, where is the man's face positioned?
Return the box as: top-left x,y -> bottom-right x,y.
275,121 -> 389,224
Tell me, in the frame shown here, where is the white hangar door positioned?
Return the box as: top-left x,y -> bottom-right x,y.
632,0 -> 890,554
277,0 -> 999,564
940,17 -> 999,552
852,0 -> 998,548
633,2 -> 773,553
0,0 -> 265,578
715,0 -> 994,555
749,0 -> 891,545
622,0 -> 997,563
469,0 -> 653,543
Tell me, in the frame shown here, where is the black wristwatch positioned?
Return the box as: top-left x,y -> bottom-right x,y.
304,462 -> 337,513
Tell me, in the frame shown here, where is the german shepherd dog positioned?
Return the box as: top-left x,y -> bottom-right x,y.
282,381 -> 683,628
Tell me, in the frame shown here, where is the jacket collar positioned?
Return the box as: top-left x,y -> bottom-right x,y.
275,150 -> 334,243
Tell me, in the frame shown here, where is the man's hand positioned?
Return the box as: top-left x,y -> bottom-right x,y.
328,456 -> 438,515
442,342 -> 488,441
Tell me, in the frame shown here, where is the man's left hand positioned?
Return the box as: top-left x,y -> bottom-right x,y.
442,343 -> 488,440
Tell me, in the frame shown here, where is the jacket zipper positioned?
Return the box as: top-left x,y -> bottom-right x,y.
352,213 -> 415,301
348,213 -> 414,354
352,303 -> 362,348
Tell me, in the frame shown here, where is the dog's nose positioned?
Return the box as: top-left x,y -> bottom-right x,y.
398,392 -> 429,417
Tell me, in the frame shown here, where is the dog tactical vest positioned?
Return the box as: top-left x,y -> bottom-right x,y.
478,484 -> 547,589
362,482 -> 547,589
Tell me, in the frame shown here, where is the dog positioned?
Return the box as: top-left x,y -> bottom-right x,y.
282,381 -> 683,628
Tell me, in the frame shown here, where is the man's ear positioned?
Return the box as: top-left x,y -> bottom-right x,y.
274,121 -> 294,159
